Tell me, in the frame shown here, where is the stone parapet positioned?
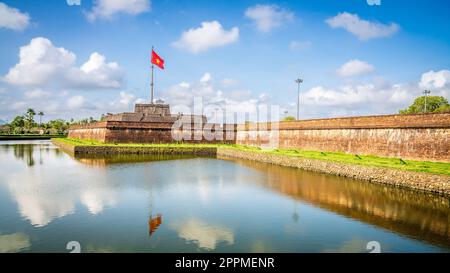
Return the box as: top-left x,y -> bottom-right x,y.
238,112 -> 450,131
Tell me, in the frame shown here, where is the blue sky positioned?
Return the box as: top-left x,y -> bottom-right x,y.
0,0 -> 449,123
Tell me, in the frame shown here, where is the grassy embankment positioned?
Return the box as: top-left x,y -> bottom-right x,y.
55,138 -> 450,176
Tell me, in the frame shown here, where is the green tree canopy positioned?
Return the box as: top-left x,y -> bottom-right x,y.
399,96 -> 449,114
48,119 -> 69,134
37,111 -> 44,126
10,116 -> 25,134
25,108 -> 36,119
434,104 -> 450,113
24,108 -> 36,129
5,108 -> 99,135
11,116 -> 25,128
282,116 -> 296,121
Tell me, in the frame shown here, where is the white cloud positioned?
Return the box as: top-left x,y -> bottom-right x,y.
419,70 -> 450,89
10,101 -> 26,111
59,90 -> 70,97
67,95 -> 86,109
108,91 -> 143,110
86,0 -> 151,21
24,89 -> 51,99
303,84 -> 381,106
3,37 -> 124,89
221,78 -> 239,87
134,98 -> 146,104
326,12 -> 399,41
162,73 -> 270,123
172,21 -> 239,53
118,91 -> 134,105
0,2 -> 30,31
289,40 -> 311,51
178,82 -> 191,89
245,4 -> 294,33
298,69 -> 450,118
200,72 -> 212,84
0,86 -> 148,121
337,59 -> 375,77
71,52 -> 124,89
297,83 -> 413,118
4,37 -> 75,86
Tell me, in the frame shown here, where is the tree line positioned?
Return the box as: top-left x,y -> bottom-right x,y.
398,95 -> 450,114
1,108 -> 99,135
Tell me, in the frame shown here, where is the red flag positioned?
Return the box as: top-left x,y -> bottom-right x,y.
151,50 -> 164,69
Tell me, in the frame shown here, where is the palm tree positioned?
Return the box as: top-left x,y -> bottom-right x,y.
38,111 -> 44,127
25,108 -> 36,129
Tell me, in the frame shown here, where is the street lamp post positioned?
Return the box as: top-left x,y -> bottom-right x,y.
423,90 -> 431,113
295,78 -> 303,120
215,107 -> 220,124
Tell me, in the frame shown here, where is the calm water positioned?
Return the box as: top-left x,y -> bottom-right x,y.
0,140 -> 449,253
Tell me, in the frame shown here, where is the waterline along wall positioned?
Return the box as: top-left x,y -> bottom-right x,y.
68,112 -> 450,162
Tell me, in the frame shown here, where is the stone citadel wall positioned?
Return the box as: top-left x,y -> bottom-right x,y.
68,112 -> 450,162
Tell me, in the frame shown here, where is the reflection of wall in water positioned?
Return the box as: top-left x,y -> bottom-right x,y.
74,154 -> 203,167
225,157 -> 450,248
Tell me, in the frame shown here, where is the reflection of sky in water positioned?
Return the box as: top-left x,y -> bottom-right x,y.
0,140 -> 448,253
170,218 -> 234,250
2,143 -> 118,226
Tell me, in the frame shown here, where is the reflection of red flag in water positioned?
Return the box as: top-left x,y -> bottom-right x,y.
151,50 -> 164,69
149,214 -> 162,236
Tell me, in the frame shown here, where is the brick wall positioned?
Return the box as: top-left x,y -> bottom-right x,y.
236,112 -> 450,162
68,112 -> 450,162
68,121 -> 237,144
68,127 -> 108,142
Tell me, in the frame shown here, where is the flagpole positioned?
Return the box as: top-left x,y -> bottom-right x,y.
151,46 -> 154,104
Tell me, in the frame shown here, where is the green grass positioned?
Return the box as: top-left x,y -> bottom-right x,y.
226,144 -> 450,176
54,138 -> 450,176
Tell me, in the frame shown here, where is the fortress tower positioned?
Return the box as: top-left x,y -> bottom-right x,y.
102,102 -> 207,124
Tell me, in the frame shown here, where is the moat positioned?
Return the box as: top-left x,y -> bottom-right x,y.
0,140 -> 449,253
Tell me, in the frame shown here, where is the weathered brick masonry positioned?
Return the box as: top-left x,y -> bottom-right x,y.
236,112 -> 450,162
68,121 -> 237,144
68,112 -> 450,162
